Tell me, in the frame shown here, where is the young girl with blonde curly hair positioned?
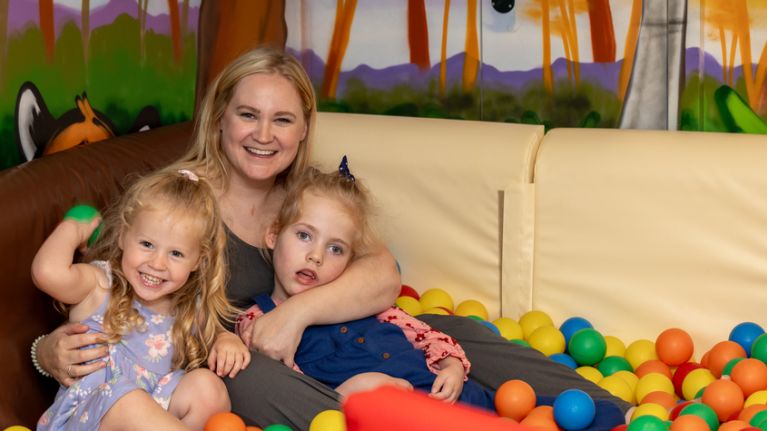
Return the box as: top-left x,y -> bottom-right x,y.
33,168 -> 250,431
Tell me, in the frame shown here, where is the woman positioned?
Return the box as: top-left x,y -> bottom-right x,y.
35,47 -> 630,430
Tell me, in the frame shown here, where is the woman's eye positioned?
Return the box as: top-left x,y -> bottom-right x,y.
275,117 -> 293,124
329,245 -> 344,255
239,112 -> 256,119
297,231 -> 310,241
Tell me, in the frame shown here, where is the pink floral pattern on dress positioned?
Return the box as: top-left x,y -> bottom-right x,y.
145,333 -> 170,362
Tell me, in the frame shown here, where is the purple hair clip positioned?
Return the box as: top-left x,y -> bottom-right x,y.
338,155 -> 355,183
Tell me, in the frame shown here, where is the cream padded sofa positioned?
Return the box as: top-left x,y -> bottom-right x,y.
2,112 -> 765,426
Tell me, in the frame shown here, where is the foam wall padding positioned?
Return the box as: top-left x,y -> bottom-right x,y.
343,386 -> 531,431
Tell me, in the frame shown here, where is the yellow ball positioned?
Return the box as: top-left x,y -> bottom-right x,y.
613,370 -> 640,394
395,296 -> 422,316
454,299 -> 489,320
309,409 -> 346,431
681,368 -> 715,401
625,339 -> 658,370
604,335 -> 627,358
598,374 -> 635,404
635,372 -> 674,404
744,389 -> 767,407
419,288 -> 454,312
421,307 -> 450,315
631,403 -> 669,421
493,317 -> 524,341
519,310 -> 554,340
3,427 -> 33,431
576,366 -> 604,384
527,325 -> 566,356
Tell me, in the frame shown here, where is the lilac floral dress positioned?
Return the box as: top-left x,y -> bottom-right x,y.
38,261 -> 183,430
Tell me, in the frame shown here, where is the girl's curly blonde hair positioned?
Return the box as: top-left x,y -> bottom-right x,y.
86,167 -> 233,371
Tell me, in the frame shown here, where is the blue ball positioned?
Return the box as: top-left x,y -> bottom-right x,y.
480,320 -> 501,336
553,389 -> 595,431
549,353 -> 578,369
730,322 -> 765,357
560,317 -> 594,348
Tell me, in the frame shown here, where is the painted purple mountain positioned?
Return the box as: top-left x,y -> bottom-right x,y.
7,0 -> 198,37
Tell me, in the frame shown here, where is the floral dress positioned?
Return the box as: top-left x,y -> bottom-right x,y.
38,261 -> 183,431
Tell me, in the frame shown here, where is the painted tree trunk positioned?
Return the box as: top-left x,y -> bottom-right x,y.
39,0 -> 54,63
587,0 -> 615,62
619,0 -> 687,130
408,0 -> 430,70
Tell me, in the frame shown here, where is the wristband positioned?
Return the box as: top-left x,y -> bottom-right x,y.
31,334 -> 52,378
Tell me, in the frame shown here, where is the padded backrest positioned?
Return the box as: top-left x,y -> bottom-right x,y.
312,113 -> 543,319
533,127 -> 767,352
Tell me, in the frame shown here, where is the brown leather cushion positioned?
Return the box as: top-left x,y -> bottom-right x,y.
0,122 -> 193,427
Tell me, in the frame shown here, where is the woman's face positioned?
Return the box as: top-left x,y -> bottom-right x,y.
219,73 -> 308,186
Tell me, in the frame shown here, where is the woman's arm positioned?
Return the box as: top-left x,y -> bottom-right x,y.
247,245 -> 400,366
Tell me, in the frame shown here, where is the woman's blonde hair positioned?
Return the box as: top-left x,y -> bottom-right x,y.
86,167 -> 232,371
177,47 -> 317,188
273,164 -> 379,259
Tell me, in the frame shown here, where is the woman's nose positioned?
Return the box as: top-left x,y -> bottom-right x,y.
254,121 -> 273,143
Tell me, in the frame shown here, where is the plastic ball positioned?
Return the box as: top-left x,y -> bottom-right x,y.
640,391 -> 677,410
550,353 -> 579,369
707,340 -> 747,378
749,409 -> 767,427
598,374 -> 635,404
730,322 -> 765,356
656,328 -> 694,367
751,334 -> 767,363
454,299 -> 489,320
678,402 -> 718,431
394,296 -> 422,316
721,357 -> 745,377
604,335 -> 627,358
701,378 -> 744,422
398,284 -> 419,299
309,410 -> 346,431
682,368 -> 715,401
669,414 -> 709,431
204,412 -> 247,431
576,366 -> 604,384
528,325 -> 566,356
731,358 -> 767,397
511,338 -> 531,347
631,402 -> 669,421
418,288 -> 454,312
2,427 -> 33,431
672,362 -> 703,399
738,403 -> 767,423
479,320 -> 501,336
635,360 -> 671,379
636,373 -> 675,404
598,356 -> 634,377
717,420 -> 750,431
614,370 -> 640,393
569,328 -> 607,366
246,427 -> 263,431
668,400 -> 695,420
625,414 -> 667,431
521,406 -> 559,431
553,389 -> 596,431
493,317 -> 523,340
745,389 -> 767,408
420,306 -> 450,316
494,379 -> 537,421
560,317 -> 594,347
519,310 -> 555,339
625,339 -> 658,370
263,426 -> 293,431
64,204 -> 102,246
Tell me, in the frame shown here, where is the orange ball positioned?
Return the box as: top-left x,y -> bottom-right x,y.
731,358 -> 767,398
641,391 -> 677,410
204,412 -> 247,431
521,406 -> 558,431
669,414 -> 709,431
656,328 -> 695,367
495,379 -> 536,421
707,341 -> 747,378
718,420 -> 750,431
738,403 -> 767,422
701,378 -> 745,422
246,427 -> 263,431
636,360 -> 673,379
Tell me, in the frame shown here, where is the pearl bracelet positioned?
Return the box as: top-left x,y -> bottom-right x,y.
31,334 -> 52,378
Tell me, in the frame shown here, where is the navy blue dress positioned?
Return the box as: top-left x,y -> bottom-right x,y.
254,295 -> 495,411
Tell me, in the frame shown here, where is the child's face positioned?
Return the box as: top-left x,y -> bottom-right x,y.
119,206 -> 202,313
269,192 -> 356,299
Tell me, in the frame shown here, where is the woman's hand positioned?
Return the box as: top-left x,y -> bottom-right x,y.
208,331 -> 251,378
336,372 -> 413,399
430,356 -> 465,403
242,302 -> 307,367
37,322 -> 108,387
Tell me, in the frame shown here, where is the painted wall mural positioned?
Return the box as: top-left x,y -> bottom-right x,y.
0,0 -> 200,170
284,0 -> 767,134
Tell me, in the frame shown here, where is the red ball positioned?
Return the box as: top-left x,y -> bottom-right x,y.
701,379 -> 744,422
708,341 -> 747,378
399,284 -> 420,300
672,363 -> 704,399
669,400 -> 695,420
495,379 -> 536,421
656,328 -> 695,367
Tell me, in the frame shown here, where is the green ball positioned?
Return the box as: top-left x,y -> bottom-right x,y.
264,425 -> 293,431
510,339 -> 530,348
568,328 -> 607,366
722,357 -> 745,377
597,355 -> 633,376
64,204 -> 102,246
752,333 -> 767,363
626,415 -> 669,431
679,402 -> 718,431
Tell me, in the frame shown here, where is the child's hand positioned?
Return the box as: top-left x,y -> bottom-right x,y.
208,331 -> 251,378
430,356 -> 465,403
